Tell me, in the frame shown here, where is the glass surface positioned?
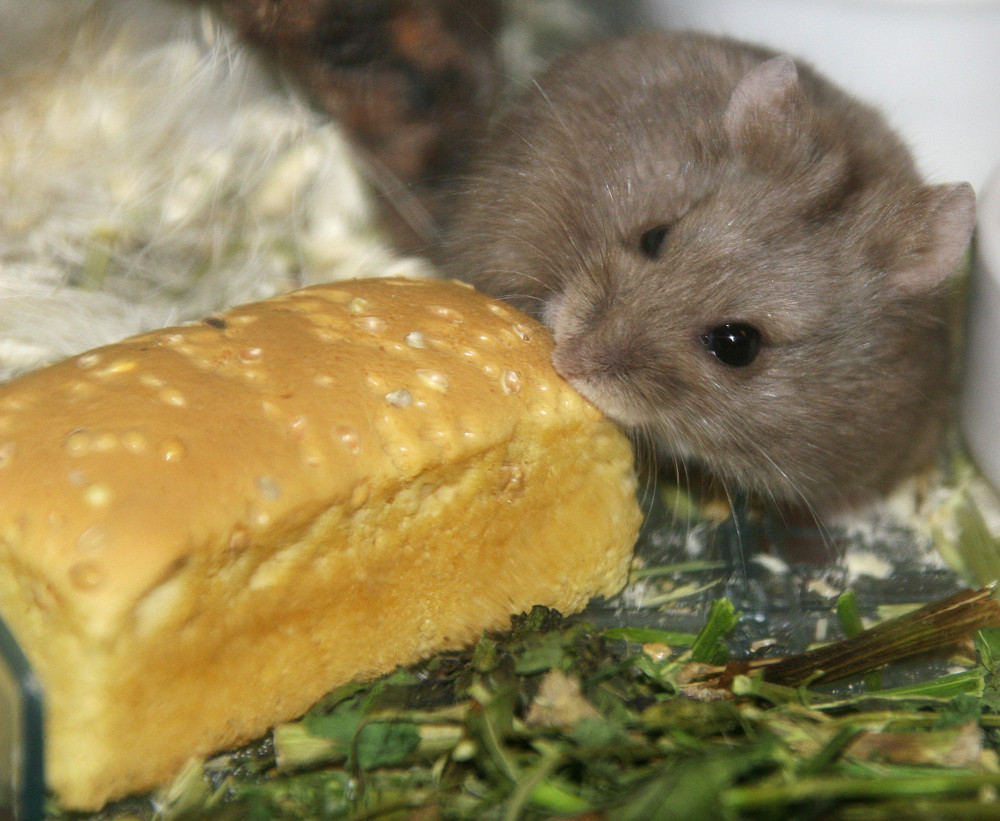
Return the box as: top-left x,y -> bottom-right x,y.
0,617 -> 44,821
584,476 -> 968,663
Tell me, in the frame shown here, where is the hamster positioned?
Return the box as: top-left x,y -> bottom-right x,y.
438,30 -> 976,511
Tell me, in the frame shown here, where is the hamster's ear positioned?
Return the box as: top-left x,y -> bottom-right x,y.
893,182 -> 976,292
723,56 -> 804,144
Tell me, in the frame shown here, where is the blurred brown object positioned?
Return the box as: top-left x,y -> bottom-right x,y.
210,0 -> 504,251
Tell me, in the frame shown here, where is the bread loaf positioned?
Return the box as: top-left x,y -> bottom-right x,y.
0,276 -> 641,810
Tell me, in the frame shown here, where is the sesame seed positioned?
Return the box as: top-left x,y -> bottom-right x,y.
415,370 -> 449,393
385,388 -> 414,407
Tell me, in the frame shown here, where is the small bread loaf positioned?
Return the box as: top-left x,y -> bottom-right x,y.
0,277 -> 640,810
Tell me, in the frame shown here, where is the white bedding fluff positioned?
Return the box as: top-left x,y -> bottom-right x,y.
0,0 -> 623,382
0,0 -> 429,382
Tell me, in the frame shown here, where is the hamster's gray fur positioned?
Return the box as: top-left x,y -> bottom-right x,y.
440,31 -> 976,510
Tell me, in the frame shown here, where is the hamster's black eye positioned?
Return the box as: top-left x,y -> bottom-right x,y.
702,323 -> 762,367
639,224 -> 672,259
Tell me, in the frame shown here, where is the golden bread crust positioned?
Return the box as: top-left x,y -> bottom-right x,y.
0,277 -> 640,809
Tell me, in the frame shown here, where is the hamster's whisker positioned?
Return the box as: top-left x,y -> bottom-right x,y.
741,437 -> 836,553
718,480 -> 751,583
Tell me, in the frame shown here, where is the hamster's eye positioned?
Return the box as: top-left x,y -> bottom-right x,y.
702,323 -> 762,367
639,224 -> 672,259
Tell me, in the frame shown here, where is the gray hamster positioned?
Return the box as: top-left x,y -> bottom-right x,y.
439,30 -> 976,511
